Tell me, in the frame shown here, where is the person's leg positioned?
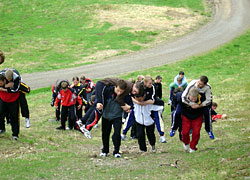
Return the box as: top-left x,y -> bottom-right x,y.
136,122 -> 147,152
130,122 -> 137,139
153,110 -> 164,136
75,102 -> 83,119
146,123 -> 156,146
112,117 -> 122,155
56,101 -> 61,121
122,109 -> 135,135
8,100 -> 20,138
101,117 -> 112,154
204,106 -> 214,139
19,92 -> 30,128
170,104 -> 182,137
68,105 -> 77,129
59,106 -> 67,129
181,115 -> 192,146
190,115 -> 203,150
0,99 -> 6,132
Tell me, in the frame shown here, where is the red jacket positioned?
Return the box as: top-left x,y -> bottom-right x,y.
55,88 -> 82,107
0,91 -> 19,103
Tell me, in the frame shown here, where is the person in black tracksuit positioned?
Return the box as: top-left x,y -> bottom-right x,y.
71,76 -> 87,119
154,75 -> 162,99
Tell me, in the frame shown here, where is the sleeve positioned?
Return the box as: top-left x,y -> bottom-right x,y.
181,80 -> 196,106
158,84 -> 162,99
7,77 -> 21,93
180,76 -> 187,86
55,91 -> 61,107
202,86 -> 212,106
77,95 -> 83,105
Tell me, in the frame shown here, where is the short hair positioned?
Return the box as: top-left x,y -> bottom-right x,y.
179,71 -> 184,75
61,81 -> 69,89
5,69 -> 13,81
116,79 -> 127,90
212,102 -> 218,107
177,77 -> 182,82
0,74 -> 5,81
134,82 -> 145,97
189,87 -> 199,97
90,95 -> 95,102
137,75 -> 144,81
72,76 -> 79,81
0,50 -> 5,64
144,75 -> 153,83
155,75 -> 162,80
200,75 -> 208,84
80,75 -> 86,81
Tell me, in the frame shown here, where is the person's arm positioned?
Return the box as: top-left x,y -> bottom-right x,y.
0,87 -> 7,92
181,81 -> 196,106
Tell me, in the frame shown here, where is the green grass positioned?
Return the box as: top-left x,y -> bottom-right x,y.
0,28 -> 249,179
0,0 -> 206,74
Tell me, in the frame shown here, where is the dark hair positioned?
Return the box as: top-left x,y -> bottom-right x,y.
155,75 -> 162,80
116,79 -> 127,90
134,81 -> 145,97
212,102 -> 218,107
72,76 -> 79,81
80,75 -> 86,81
0,74 -> 5,81
0,50 -> 5,65
200,75 -> 208,84
179,71 -> 184,75
173,87 -> 183,96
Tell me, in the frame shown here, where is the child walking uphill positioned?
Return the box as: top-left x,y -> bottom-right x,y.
55,81 -> 82,130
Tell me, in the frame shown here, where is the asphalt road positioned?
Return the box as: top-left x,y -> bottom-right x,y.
22,0 -> 250,90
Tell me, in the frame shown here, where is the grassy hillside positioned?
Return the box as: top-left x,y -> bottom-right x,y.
0,27 -> 249,180
0,0 -> 207,73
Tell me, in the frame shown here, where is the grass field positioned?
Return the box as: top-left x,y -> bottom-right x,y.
0,0 -> 208,74
0,25 -> 249,180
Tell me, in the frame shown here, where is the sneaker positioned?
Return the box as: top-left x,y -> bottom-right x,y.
76,120 -> 83,129
25,118 -> 30,128
66,127 -> 70,130
100,152 -> 108,157
0,129 -> 6,134
121,134 -> 127,141
159,136 -> 167,143
114,153 -> 121,158
168,100 -> 172,105
56,126 -> 65,130
207,131 -> 215,139
189,148 -> 196,153
80,126 -> 92,139
151,145 -> 156,153
183,143 -> 190,152
12,136 -> 18,140
169,129 -> 176,137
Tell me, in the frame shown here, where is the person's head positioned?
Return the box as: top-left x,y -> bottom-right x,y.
134,86 -> 145,102
179,71 -> 185,79
137,75 -> 144,82
197,75 -> 208,88
212,102 -> 218,110
173,87 -> 183,96
72,76 -> 79,86
0,50 -> 5,65
188,87 -> 199,102
61,81 -> 69,92
80,75 -> 86,83
0,74 -> 6,87
155,75 -> 162,83
143,75 -> 153,88
90,95 -> 95,104
115,79 -> 127,96
177,77 -> 183,85
5,69 -> 13,81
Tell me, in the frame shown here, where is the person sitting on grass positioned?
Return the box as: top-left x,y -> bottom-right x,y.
211,102 -> 227,122
181,87 -> 204,153
55,81 -> 82,130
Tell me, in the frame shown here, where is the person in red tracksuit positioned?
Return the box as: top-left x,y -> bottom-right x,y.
181,87 -> 204,153
211,102 -> 227,122
55,81 -> 82,130
0,74 -> 20,140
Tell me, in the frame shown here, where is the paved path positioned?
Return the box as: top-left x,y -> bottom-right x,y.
22,0 -> 250,90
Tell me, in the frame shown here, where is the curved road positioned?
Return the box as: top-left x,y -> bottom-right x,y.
22,0 -> 250,90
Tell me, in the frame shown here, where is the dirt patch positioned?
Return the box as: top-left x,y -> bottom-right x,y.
94,4 -> 204,35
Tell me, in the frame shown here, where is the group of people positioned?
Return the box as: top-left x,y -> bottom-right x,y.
0,51 -> 31,140
50,71 -> 227,157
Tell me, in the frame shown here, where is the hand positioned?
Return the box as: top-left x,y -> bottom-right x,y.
77,105 -> 82,110
0,87 -> 7,92
222,114 -> 227,119
5,82 -> 14,88
121,104 -> 131,112
96,103 -> 103,110
56,106 -> 59,110
191,104 -> 200,109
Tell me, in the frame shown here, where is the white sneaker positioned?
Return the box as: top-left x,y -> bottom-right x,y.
76,120 -> 83,129
189,148 -> 196,153
151,145 -> 156,153
80,126 -> 92,139
25,118 -> 30,128
66,127 -> 70,130
121,134 -> 127,141
100,152 -> 108,157
159,136 -> 167,143
12,136 -> 18,140
114,153 -> 121,158
183,143 -> 190,152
